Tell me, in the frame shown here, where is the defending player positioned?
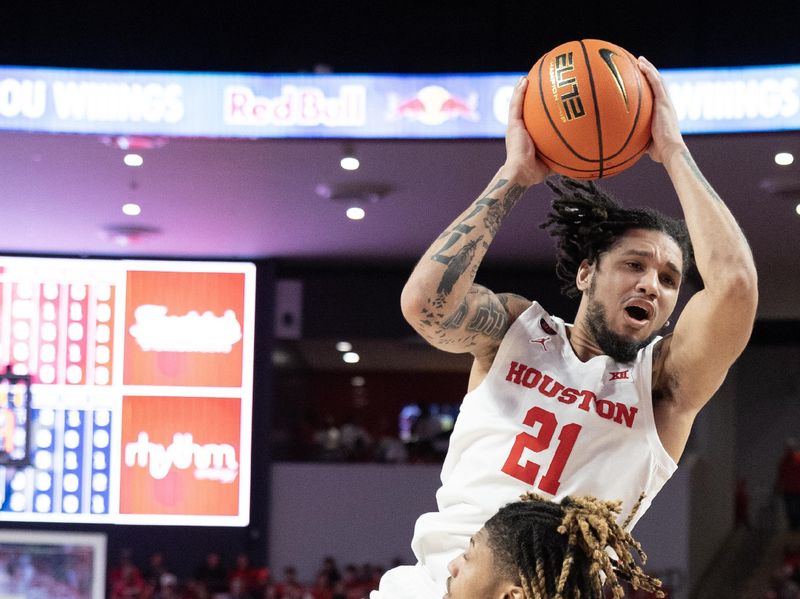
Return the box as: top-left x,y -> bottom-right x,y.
446,492 -> 664,599
373,57 -> 757,597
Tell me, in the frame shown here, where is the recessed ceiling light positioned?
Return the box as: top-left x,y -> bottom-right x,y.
124,153 -> 144,167
795,203 -> 800,216
346,207 -> 366,220
122,203 -> 141,216
775,152 -> 794,166
342,351 -> 360,364
336,341 -> 353,352
340,156 -> 360,170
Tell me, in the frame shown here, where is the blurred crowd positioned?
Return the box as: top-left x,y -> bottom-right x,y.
762,537 -> 800,599
109,551 -> 388,599
276,407 -> 453,464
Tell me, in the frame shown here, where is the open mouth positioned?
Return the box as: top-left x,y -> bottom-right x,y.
624,305 -> 650,322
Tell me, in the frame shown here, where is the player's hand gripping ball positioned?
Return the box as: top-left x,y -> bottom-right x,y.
523,39 -> 653,179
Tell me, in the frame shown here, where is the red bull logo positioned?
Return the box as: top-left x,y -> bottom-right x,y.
389,85 -> 479,125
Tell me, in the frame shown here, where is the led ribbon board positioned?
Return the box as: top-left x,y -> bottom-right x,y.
0,257 -> 255,526
0,64 -> 798,138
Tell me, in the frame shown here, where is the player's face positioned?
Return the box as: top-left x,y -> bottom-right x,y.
445,528 -> 515,599
579,228 -> 683,362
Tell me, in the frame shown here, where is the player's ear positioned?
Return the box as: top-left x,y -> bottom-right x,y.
502,585 -> 525,599
576,258 -> 595,292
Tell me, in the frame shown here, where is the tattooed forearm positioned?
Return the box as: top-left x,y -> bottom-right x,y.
484,183 -> 527,236
681,149 -> 722,203
432,222 -> 477,265
435,236 -> 482,298
430,178 -> 521,265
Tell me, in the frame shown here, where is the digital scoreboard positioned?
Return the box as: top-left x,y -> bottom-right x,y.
0,257 -> 255,526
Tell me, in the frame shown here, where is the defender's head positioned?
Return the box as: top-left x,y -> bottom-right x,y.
445,493 -> 663,599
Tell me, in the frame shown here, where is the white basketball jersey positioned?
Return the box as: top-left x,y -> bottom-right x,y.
373,302 -> 677,599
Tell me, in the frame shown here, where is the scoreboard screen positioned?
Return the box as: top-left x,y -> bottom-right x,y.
0,257 -> 255,526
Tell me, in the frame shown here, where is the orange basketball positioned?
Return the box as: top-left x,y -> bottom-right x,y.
523,39 -> 653,179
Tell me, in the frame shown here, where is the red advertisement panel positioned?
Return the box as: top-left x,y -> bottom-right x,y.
119,395 -> 242,516
123,271 -> 245,387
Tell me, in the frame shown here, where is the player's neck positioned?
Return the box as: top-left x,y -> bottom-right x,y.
565,322 -> 604,362
568,303 -> 605,362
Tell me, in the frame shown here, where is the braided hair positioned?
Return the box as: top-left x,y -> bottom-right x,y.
540,176 -> 694,299
484,492 -> 664,599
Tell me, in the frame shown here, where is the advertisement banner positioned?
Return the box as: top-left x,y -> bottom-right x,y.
0,257 -> 254,526
1,64 -> 798,138
123,270 -> 246,387
119,394 -> 241,517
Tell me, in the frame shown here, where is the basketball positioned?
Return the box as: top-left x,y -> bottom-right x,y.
523,39 -> 653,179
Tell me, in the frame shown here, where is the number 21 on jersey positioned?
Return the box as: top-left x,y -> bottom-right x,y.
501,406 -> 582,495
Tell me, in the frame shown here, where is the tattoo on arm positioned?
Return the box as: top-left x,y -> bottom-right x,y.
498,292 -> 528,307
432,223 -> 477,265
484,184 -> 526,235
681,149 -> 722,203
435,236 -> 482,300
441,299 -> 469,329
466,298 -> 508,340
431,178 -> 524,265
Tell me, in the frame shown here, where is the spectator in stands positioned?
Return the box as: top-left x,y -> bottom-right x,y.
153,573 -> 181,599
110,549 -> 150,599
229,553 -> 264,597
317,557 -> 340,588
110,560 -> 149,599
308,573 -> 332,599
340,564 -> 360,596
269,566 -> 304,599
373,418 -> 408,464
330,579 -> 347,599
339,413 -> 373,461
142,552 -> 173,597
313,415 -> 346,461
193,552 -> 228,597
409,402 -> 441,461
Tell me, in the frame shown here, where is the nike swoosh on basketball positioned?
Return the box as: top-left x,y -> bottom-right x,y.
598,48 -> 630,112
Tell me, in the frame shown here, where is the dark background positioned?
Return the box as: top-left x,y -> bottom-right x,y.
2,2 -> 799,74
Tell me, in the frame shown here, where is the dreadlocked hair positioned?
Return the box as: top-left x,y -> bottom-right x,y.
484,492 -> 664,599
540,176 -> 694,299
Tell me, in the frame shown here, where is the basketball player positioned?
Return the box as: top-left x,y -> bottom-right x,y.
447,492 -> 663,599
372,57 -> 757,597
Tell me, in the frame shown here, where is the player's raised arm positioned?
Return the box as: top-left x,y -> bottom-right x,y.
639,57 -> 758,448
400,77 -> 550,359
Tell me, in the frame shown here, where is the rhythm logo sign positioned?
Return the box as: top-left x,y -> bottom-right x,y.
124,431 -> 239,483
119,395 -> 242,516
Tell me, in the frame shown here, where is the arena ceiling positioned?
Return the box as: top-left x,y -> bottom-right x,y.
0,4 -> 798,319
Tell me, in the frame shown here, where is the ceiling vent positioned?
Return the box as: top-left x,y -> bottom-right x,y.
759,176 -> 800,197
315,182 -> 392,203
100,224 -> 161,246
